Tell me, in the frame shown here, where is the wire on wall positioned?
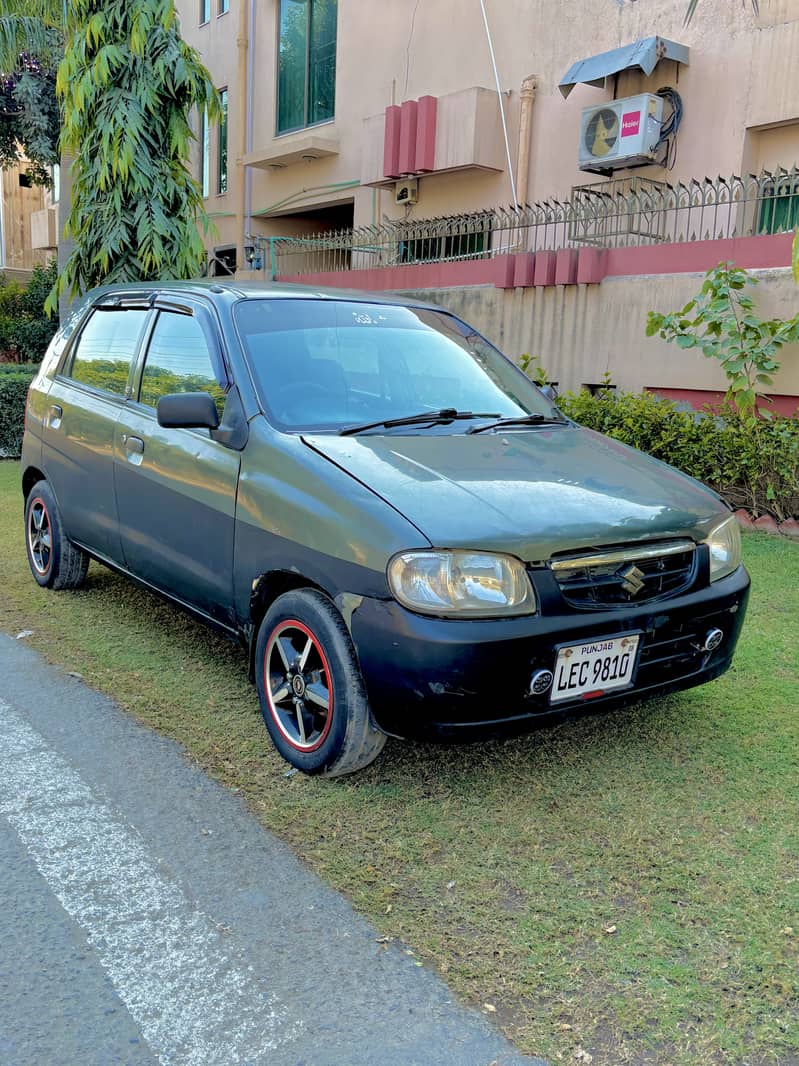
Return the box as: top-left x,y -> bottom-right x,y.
656,87 -> 683,170
479,0 -> 518,206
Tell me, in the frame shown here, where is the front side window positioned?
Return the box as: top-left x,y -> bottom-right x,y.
277,0 -> 337,134
139,311 -> 226,418
68,308 -> 148,397
234,299 -> 556,432
217,89 -> 228,194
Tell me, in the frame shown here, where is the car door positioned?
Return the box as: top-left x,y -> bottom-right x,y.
113,299 -> 240,624
42,299 -> 150,562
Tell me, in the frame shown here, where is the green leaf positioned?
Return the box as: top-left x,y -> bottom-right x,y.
676,335 -> 696,349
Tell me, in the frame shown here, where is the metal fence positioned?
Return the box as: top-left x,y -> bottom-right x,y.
249,169 -> 799,279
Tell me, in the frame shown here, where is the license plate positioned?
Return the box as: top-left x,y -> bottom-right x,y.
550,634 -> 640,704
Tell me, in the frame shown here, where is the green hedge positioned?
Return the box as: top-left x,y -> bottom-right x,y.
0,366 -> 37,458
558,389 -> 799,520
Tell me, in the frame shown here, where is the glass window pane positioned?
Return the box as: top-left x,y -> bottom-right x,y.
277,0 -> 308,133
235,299 -> 554,431
69,309 -> 148,396
139,312 -> 226,418
201,0 -> 211,23
201,109 -> 210,198
217,89 -> 228,195
218,0 -> 229,12
308,0 -> 336,125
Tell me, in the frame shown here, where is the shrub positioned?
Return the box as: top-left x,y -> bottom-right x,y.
0,366 -> 37,458
647,263 -> 799,422
558,389 -> 799,520
0,261 -> 58,364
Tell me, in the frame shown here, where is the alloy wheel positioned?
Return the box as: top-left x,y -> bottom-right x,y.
28,497 -> 52,576
264,620 -> 333,752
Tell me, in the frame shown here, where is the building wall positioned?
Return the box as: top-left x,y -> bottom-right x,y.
176,0 -> 799,253
0,163 -> 49,271
404,264 -> 799,410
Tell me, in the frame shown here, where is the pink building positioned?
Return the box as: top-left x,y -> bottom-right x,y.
177,0 -> 799,408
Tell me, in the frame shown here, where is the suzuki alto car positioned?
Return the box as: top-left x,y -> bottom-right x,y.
21,281 -> 749,776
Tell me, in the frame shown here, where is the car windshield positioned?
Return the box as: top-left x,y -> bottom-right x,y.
234,298 -> 559,433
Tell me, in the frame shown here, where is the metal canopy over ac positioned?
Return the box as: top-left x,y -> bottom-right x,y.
559,36 -> 689,99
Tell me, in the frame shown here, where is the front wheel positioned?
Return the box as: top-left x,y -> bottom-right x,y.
255,589 -> 386,777
24,480 -> 89,590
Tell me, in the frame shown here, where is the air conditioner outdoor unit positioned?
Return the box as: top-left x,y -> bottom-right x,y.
578,94 -> 664,175
395,178 -> 418,206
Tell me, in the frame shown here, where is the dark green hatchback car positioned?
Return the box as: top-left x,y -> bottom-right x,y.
21,281 -> 749,775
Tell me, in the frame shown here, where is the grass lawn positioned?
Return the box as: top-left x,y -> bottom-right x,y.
1,458 -> 797,1065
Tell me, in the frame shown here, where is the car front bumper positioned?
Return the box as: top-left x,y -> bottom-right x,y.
350,565 -> 751,740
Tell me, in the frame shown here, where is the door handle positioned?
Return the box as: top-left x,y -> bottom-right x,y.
48,404 -> 62,428
125,435 -> 144,454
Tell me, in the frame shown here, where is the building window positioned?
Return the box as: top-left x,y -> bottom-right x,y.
217,89 -> 228,194
200,0 -> 211,23
397,224 -> 491,265
218,0 -> 229,13
200,109 -> 210,198
758,175 -> 799,234
277,0 -> 337,135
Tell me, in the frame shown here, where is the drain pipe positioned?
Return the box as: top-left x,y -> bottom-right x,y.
479,0 -> 517,206
244,0 -> 255,243
235,0 -> 249,273
516,75 -> 538,206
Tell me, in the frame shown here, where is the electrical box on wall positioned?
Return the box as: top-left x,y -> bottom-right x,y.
578,94 -> 664,174
395,178 -> 418,205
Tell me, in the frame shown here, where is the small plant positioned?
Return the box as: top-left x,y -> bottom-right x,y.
646,262 -> 799,422
518,353 -> 549,387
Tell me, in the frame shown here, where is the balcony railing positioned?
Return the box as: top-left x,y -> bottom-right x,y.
249,169 -> 799,279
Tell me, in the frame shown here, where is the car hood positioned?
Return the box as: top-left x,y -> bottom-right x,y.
302,425 -> 728,559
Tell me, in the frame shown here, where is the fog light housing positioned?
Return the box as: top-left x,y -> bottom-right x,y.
530,669 -> 554,695
703,627 -> 724,652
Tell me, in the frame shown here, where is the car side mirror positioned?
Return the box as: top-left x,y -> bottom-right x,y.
540,383 -> 559,401
156,392 -> 220,430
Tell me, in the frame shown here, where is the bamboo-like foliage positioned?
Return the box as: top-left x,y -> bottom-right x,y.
0,2 -> 63,72
51,0 -> 219,305
2,0 -> 219,306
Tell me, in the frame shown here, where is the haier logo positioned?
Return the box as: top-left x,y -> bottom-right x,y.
621,111 -> 641,137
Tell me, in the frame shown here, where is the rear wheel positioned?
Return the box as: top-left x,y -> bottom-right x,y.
255,589 -> 386,777
24,480 -> 89,590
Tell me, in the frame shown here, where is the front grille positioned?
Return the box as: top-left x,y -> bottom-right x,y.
550,539 -> 697,609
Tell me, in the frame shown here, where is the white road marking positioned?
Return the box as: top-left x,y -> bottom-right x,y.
0,700 -> 299,1065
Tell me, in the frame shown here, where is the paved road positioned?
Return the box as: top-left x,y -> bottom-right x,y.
0,634 -> 546,1066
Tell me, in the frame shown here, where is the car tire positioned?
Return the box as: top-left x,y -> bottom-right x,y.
255,589 -> 387,777
24,480 -> 89,590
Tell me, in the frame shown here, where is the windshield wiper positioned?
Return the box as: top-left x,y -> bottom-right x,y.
339,408 -> 502,436
466,413 -> 570,434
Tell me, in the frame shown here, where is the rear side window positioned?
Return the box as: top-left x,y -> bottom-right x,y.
68,308 -> 148,396
138,310 -> 226,417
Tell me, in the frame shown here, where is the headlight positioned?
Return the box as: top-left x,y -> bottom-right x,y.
705,515 -> 742,582
387,550 -> 536,617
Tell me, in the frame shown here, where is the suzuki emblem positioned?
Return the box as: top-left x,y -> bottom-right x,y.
620,564 -> 646,596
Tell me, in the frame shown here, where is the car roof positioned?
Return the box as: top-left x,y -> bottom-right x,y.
82,278 -> 445,313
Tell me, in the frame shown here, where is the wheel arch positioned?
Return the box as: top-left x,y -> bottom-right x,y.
247,569 -> 328,681
22,465 -> 47,501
